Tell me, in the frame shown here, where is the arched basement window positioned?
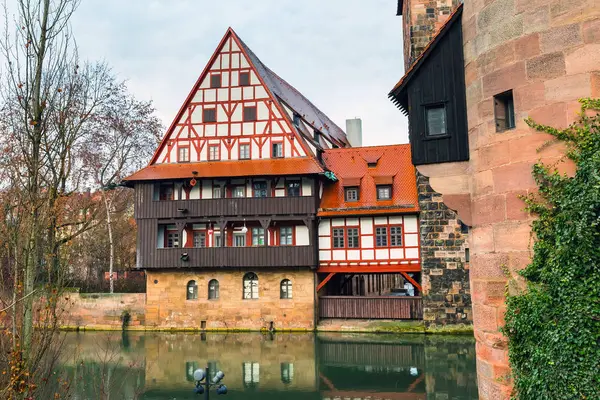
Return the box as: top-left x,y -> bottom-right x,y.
187,280 -> 198,300
280,279 -> 292,299
243,272 -> 259,299
208,279 -> 219,300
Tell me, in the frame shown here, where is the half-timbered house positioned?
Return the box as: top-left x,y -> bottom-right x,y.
124,28 -> 350,330
316,145 -> 424,320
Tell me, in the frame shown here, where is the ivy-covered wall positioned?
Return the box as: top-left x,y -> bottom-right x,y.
503,100 -> 600,399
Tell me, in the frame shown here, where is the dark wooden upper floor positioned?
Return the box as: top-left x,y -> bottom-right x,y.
134,177 -> 318,219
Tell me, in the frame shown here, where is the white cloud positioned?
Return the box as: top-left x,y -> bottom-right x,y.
71,0 -> 408,145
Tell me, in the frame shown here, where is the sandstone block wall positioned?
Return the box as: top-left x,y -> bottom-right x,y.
460,0 -> 600,398
417,173 -> 472,328
145,269 -> 315,330
59,293 -> 146,329
402,0 -> 463,69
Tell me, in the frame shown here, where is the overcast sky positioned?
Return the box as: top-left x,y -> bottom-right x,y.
70,0 -> 408,146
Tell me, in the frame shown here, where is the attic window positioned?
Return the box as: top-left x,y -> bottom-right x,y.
244,106 -> 257,122
344,187 -> 359,202
377,185 -> 392,200
494,90 -> 515,132
425,104 -> 447,137
367,162 -> 378,168
239,72 -> 250,86
203,108 -> 216,123
210,74 -> 221,88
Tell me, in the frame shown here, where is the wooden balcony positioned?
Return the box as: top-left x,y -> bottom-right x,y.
319,296 -> 423,320
135,196 -> 316,219
141,245 -> 316,269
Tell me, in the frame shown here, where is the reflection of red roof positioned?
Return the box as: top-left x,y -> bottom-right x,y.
123,157 -> 323,182
319,145 -> 419,216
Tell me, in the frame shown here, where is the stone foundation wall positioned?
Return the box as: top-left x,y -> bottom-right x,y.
58,292 -> 146,329
417,172 -> 472,328
145,269 -> 315,330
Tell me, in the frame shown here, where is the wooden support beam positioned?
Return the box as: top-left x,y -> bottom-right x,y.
318,265 -> 421,273
316,272 -> 336,292
400,271 -> 422,293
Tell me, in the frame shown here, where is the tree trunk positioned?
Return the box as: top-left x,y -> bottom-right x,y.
102,190 -> 115,293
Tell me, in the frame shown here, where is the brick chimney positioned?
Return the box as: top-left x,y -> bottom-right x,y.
398,0 -> 462,70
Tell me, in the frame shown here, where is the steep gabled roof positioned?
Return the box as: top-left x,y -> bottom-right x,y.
237,36 -> 349,148
318,144 -> 419,216
147,28 -> 348,167
388,4 -> 463,114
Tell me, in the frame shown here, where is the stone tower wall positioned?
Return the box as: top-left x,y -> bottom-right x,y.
417,173 -> 472,329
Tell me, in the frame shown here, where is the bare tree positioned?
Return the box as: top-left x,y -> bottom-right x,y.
0,0 -> 160,396
81,85 -> 162,292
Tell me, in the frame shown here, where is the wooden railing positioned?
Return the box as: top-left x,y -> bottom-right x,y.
319,296 -> 423,320
143,245 -> 316,269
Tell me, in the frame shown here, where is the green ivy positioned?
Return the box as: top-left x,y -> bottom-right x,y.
502,99 -> 600,399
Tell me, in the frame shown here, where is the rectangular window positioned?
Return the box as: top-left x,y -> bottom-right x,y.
193,231 -> 206,248
252,227 -> 265,246
233,233 -> 246,247
203,108 -> 216,123
375,227 -> 388,247
166,228 -> 179,248
159,184 -> 174,201
213,185 -> 222,199
178,146 -> 189,162
210,74 -> 221,88
286,181 -> 300,197
239,71 -> 250,86
344,187 -> 359,202
232,186 -> 245,198
494,90 -> 515,132
272,142 -> 283,158
253,181 -> 267,198
332,228 -> 345,248
425,104 -> 447,136
280,227 -> 293,245
390,226 -> 402,247
243,106 -> 257,121
214,232 -> 222,247
239,144 -> 250,159
208,144 -> 220,161
377,185 -> 392,200
347,228 -> 359,248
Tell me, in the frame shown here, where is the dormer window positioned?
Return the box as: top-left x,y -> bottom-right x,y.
377,185 -> 392,200
367,162 -> 378,168
210,74 -> 221,88
344,187 -> 359,202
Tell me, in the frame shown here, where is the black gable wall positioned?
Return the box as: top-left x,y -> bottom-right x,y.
405,13 -> 469,165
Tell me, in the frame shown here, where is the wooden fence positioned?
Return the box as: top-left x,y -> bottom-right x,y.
319,296 -> 423,320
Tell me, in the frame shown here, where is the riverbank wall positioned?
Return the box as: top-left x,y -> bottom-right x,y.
55,292 -> 472,334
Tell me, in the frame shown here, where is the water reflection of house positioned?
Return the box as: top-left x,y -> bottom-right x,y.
57,332 -> 476,399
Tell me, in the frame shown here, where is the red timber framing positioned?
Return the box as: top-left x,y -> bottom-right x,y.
148,28 -> 315,167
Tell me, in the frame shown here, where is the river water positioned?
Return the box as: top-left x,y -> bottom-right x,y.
59,331 -> 478,399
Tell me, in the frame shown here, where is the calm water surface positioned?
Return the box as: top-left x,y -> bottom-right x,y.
59,331 -> 478,399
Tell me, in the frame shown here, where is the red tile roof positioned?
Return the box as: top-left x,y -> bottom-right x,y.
123,157 -> 323,183
319,144 -> 419,216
